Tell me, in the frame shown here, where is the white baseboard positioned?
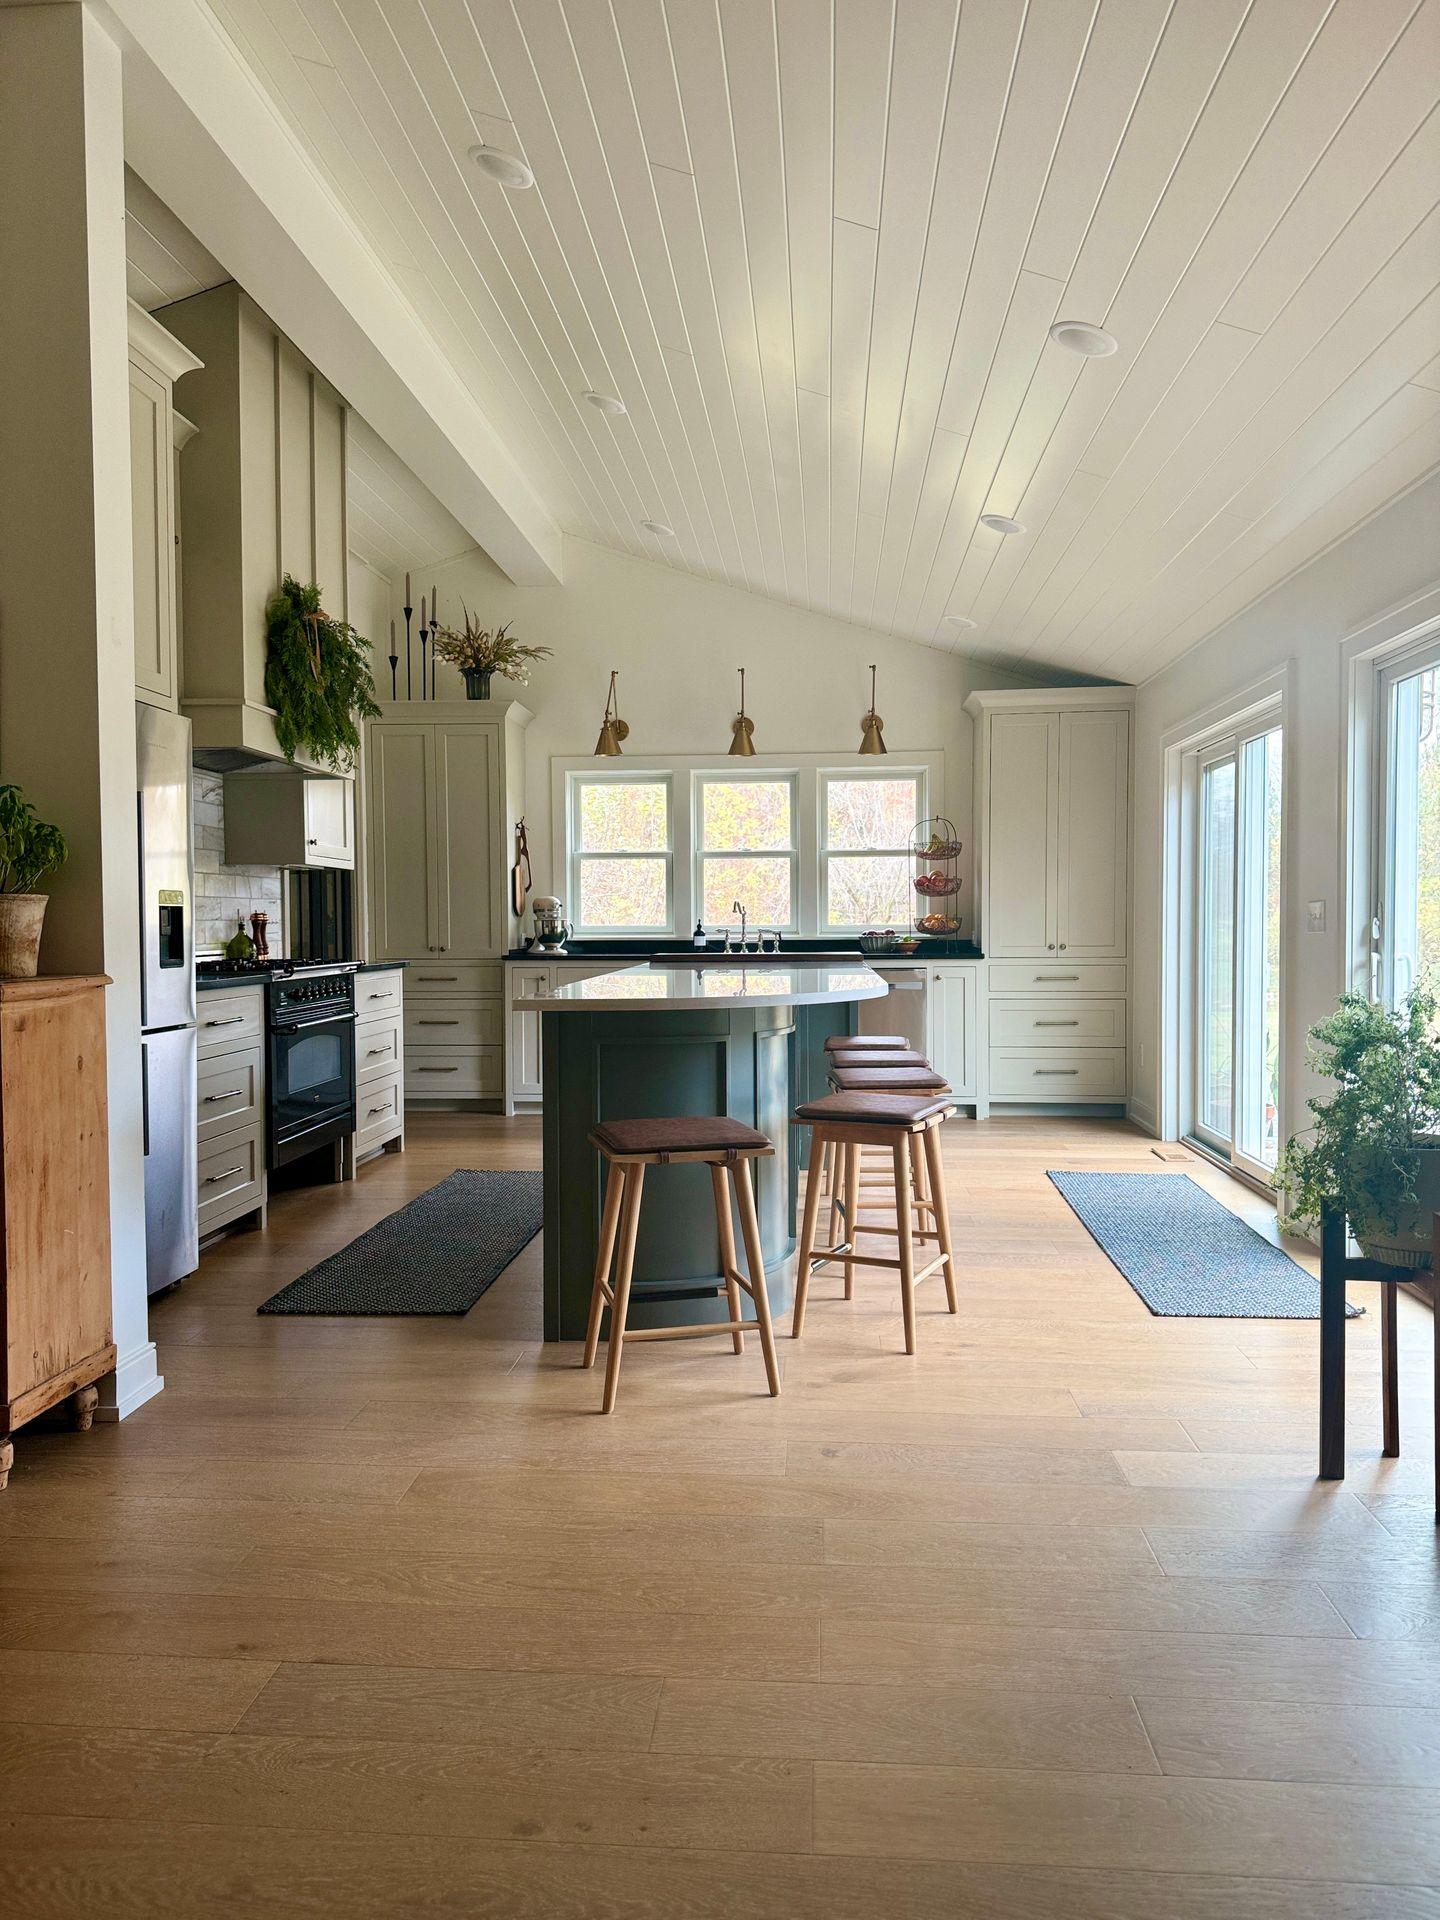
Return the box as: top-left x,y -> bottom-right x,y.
95,1341 -> 164,1422
1127,1098 -> 1158,1136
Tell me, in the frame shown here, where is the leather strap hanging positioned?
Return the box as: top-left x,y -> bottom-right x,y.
511,818 -> 532,918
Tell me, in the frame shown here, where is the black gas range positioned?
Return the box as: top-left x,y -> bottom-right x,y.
199,961 -> 358,1169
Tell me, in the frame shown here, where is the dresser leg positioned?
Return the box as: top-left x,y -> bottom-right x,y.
0,1436 -> 12,1491
69,1386 -> 99,1433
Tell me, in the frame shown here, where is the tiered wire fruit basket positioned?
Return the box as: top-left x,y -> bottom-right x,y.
911,815 -> 963,937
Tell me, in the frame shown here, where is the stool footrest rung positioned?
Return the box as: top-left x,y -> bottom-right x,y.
623,1319 -> 756,1343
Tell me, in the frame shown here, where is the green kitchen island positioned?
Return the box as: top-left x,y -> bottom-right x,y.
529,961 -> 888,1341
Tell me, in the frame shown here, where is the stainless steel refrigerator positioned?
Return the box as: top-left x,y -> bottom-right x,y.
137,703 -> 199,1294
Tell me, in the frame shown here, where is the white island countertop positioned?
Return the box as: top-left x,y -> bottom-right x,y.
516,960 -> 889,1013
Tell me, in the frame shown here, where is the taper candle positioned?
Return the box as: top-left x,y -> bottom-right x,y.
405,571 -> 411,606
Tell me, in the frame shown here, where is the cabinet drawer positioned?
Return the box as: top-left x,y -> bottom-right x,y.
989,998 -> 1127,1047
407,963 -> 502,997
404,999 -> 502,1047
355,1071 -> 403,1156
986,961 -> 1127,995
406,1046 -> 501,1099
357,1015 -> 402,1080
356,971 -> 404,1017
197,988 -> 264,1053
197,1045 -> 263,1145
990,1047 -> 1128,1100
197,1126 -> 264,1233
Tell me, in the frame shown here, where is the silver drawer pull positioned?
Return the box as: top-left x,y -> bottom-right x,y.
367,991 -> 393,1000
204,1165 -> 245,1183
366,1046 -> 390,1057
205,1015 -> 245,1027
1033,1068 -> 1079,1077
366,1104 -> 392,1118
1034,975 -> 1079,982
417,1018 -> 459,1026
202,1089 -> 243,1102
417,975 -> 458,982
415,1066 -> 458,1074
1034,1019 -> 1079,1028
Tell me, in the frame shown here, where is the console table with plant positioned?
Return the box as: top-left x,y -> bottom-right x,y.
1277,989 -> 1439,1505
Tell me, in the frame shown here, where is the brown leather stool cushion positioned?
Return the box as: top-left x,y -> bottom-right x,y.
591,1114 -> 771,1158
824,1032 -> 906,1052
828,1065 -> 950,1091
796,1090 -> 955,1126
827,1049 -> 928,1068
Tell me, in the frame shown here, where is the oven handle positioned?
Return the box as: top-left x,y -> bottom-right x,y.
274,1012 -> 359,1032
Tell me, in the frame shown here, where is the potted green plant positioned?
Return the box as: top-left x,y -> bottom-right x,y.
264,575 -> 380,771
1277,987 -> 1440,1268
431,609 -> 552,699
0,784 -> 69,977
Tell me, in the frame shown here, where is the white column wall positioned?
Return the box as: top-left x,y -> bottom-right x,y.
0,1 -> 160,1417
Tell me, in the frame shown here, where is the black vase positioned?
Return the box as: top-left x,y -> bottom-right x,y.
462,667 -> 493,700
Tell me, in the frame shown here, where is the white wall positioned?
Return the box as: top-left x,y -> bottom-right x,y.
369,535 -> 1050,922
1132,472 -> 1440,1141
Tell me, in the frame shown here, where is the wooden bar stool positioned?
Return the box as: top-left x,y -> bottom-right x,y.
792,1090 -> 957,1353
827,1062 -> 950,1248
582,1115 -> 781,1414
812,1052 -> 934,1240
823,1032 -> 907,1053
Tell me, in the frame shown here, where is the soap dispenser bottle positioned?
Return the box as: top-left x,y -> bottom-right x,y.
693,919 -> 706,949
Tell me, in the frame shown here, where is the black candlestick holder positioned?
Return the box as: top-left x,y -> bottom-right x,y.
402,603 -> 413,699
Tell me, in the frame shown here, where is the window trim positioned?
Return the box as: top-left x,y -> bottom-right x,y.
818,767 -> 928,934
1374,632 -> 1440,1009
692,769 -> 800,934
555,750 -> 942,939
569,769 -> 675,936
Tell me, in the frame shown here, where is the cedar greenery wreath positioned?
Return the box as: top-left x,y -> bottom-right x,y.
265,575 -> 380,772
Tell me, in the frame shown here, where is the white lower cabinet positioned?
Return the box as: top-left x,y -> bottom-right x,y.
196,985 -> 266,1237
404,962 -> 502,1108
926,964 -> 985,1116
354,968 -> 405,1161
985,962 -> 1129,1110
504,960 -> 619,1113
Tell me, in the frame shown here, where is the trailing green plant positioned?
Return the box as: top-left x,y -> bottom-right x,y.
431,608 -> 552,684
1276,987 -> 1440,1243
0,784 -> 68,894
264,575 -> 380,772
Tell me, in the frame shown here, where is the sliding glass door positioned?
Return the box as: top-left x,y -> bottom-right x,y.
1191,724 -> 1283,1178
1378,649 -> 1440,1010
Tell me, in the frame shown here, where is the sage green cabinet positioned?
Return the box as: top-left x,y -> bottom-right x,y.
127,302 -> 201,712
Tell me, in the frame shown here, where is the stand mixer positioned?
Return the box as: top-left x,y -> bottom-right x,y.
531,895 -> 572,954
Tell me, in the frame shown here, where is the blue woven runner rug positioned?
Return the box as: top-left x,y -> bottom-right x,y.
1048,1170 -> 1359,1319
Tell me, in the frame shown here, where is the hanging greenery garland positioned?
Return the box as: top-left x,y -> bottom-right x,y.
264,574 -> 380,772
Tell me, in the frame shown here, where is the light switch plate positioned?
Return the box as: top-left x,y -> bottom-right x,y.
1307,899 -> 1327,932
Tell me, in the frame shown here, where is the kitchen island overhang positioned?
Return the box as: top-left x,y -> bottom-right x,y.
525,962 -> 889,1342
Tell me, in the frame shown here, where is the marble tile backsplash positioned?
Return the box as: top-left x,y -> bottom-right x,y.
192,770 -> 284,954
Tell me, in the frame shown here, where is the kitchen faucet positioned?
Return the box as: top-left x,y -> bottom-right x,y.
730,900 -> 751,954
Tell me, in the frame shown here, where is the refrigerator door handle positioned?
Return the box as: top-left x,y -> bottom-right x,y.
141,1040 -> 150,1158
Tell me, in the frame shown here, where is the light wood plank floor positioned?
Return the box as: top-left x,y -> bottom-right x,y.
2,1114 -> 1438,1918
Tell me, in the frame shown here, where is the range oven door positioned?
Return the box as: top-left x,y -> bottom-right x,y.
268,1012 -> 356,1167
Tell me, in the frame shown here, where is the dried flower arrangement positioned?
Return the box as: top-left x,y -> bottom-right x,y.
431,608 -> 552,690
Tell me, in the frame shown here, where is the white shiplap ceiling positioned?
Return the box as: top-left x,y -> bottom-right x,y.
200,0 -> 1440,682
124,166 -> 228,310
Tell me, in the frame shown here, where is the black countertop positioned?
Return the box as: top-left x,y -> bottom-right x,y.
503,938 -> 982,963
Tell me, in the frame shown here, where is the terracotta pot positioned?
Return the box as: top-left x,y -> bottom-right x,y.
0,893 -> 48,978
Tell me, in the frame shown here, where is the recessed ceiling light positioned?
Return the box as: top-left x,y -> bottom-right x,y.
640,519 -> 674,538
944,615 -> 978,631
583,391 -> 626,416
979,512 -> 1025,536
469,143 -> 534,190
1049,319 -> 1118,358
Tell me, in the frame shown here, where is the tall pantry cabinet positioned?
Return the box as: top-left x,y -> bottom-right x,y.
965,689 -> 1132,1110
365,702 -> 531,1107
